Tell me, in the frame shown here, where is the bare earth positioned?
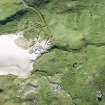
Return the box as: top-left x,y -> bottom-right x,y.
0,32 -> 51,78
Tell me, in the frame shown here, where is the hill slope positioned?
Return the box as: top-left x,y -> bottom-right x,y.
0,0 -> 105,105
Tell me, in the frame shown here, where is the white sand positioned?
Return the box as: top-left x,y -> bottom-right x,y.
0,32 -> 51,78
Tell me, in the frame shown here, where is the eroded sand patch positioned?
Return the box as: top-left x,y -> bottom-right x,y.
0,32 -> 51,78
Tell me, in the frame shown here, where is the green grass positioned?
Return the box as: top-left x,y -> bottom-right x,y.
1,0 -> 105,105
38,0 -> 105,49
34,45 -> 105,105
0,0 -> 25,33
0,0 -> 24,21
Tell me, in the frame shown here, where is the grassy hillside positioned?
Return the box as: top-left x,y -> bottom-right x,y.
0,0 -> 105,105
0,0 -> 24,21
